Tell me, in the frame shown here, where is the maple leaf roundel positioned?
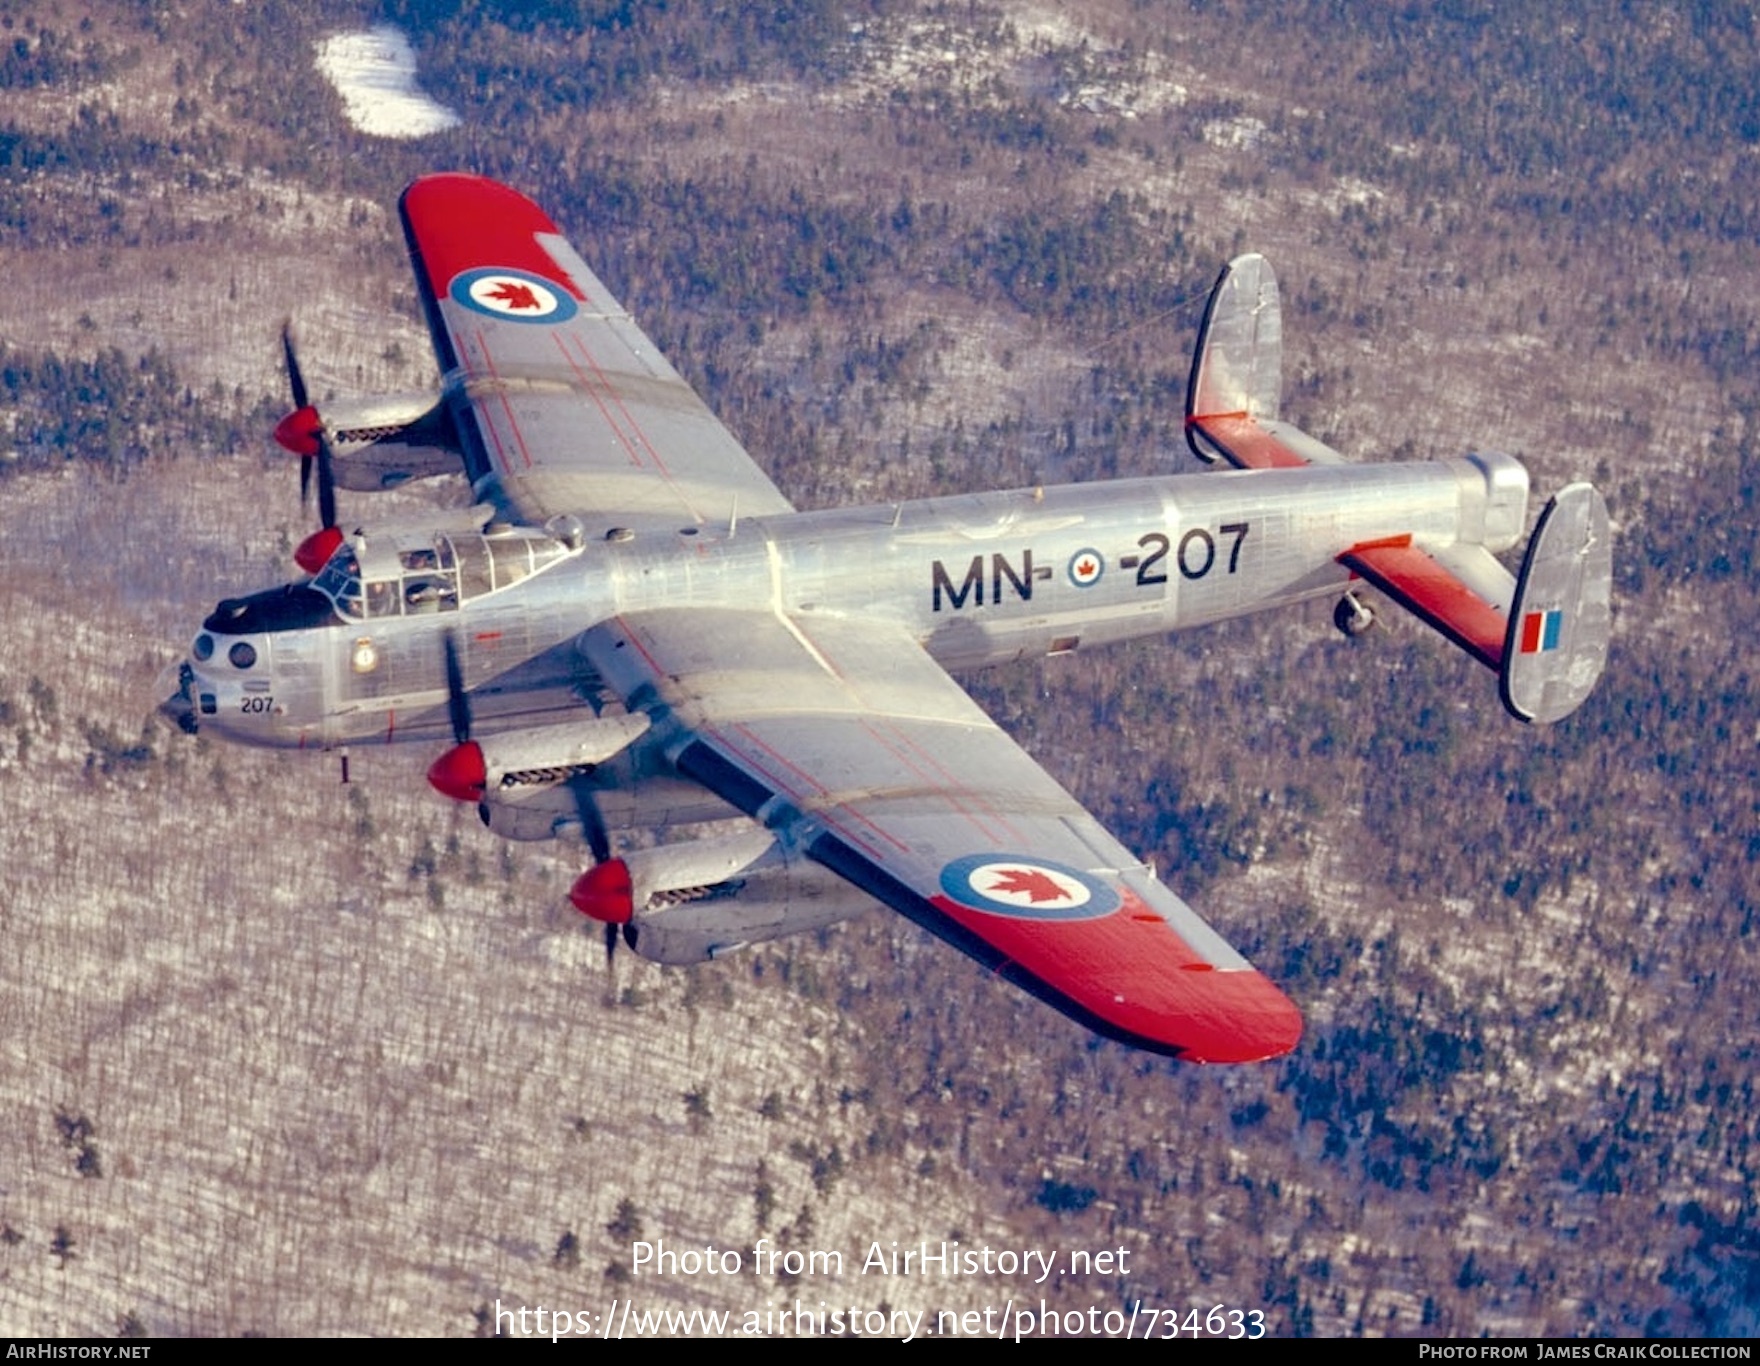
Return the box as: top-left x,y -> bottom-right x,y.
938,854 -> 1121,921
448,266 -> 578,324
1067,547 -> 1105,588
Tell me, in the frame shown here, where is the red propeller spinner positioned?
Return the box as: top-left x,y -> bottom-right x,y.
274,405 -> 322,458
426,741 -> 486,804
293,525 -> 344,575
569,859 -> 634,924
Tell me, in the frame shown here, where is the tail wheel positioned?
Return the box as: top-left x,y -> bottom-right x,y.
1334,592 -> 1376,638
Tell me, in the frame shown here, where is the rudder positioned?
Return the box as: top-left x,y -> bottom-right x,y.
1501,483 -> 1612,724
1186,254 -> 1345,469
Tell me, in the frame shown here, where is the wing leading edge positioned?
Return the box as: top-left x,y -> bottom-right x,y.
579,608 -> 1302,1063
399,173 -> 794,531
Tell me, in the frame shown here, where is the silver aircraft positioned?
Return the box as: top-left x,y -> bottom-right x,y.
160,174 -> 1611,1063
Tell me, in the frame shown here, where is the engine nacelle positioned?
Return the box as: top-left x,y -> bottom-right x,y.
607,830 -> 876,964
484,713 -> 652,782
429,714 -> 652,806
482,769 -> 742,842
276,391 -> 463,491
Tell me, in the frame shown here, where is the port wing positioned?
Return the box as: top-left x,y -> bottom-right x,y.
579,609 -> 1302,1062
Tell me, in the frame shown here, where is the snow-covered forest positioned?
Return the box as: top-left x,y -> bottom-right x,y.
1,0 -> 1755,1336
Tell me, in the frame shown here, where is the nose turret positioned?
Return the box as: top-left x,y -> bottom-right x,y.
156,660 -> 199,735
159,579 -> 338,750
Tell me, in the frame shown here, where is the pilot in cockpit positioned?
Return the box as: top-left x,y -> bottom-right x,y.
404,575 -> 456,613
365,580 -> 395,619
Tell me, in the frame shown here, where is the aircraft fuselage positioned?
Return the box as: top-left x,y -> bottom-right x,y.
168,451 -> 1527,756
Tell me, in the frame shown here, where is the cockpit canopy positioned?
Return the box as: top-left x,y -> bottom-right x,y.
312,527 -> 575,622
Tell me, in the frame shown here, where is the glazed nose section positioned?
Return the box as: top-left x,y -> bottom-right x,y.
156,659 -> 200,735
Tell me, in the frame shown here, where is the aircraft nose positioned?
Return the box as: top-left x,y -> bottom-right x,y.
156,660 -> 199,735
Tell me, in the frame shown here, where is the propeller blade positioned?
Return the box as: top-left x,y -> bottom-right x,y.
442,630 -> 472,746
316,431 -> 338,532
280,321 -> 309,410
568,776 -> 612,865
277,323 -> 327,524
565,777 -> 615,966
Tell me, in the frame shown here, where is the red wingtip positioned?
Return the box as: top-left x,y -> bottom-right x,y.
426,741 -> 486,804
293,525 -> 345,575
569,859 -> 634,924
400,174 -> 585,304
275,405 -> 323,457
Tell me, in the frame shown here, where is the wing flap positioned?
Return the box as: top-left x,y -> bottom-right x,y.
582,608 -> 1301,1062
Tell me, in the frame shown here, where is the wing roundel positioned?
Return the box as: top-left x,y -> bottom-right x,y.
402,175 -> 587,364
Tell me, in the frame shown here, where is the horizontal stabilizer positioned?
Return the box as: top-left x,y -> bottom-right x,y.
1501,484 -> 1612,724
1340,538 -> 1515,671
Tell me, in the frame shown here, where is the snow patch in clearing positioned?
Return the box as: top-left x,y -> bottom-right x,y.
315,26 -> 459,140
1204,115 -> 1268,150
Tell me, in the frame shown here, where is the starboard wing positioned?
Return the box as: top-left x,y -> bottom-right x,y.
579,608 -> 1302,1062
399,174 -> 795,531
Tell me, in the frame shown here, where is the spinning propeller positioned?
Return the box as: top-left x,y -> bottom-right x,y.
425,633 -> 628,967
565,774 -> 622,967
275,323 -> 344,574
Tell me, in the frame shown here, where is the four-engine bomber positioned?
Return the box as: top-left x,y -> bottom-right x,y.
162,175 -> 1611,1063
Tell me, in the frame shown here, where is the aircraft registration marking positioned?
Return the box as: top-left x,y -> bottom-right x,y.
930,521 -> 1253,611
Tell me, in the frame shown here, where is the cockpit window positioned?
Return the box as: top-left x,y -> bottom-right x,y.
309,533 -> 574,622
313,550 -> 365,620
365,580 -> 398,619
404,573 -> 458,614
445,532 -> 570,599
453,536 -> 492,599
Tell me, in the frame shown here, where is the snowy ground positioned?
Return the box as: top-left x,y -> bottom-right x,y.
315,27 -> 459,140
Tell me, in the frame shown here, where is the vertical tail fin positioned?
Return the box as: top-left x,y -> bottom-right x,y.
1500,483 -> 1613,724
1186,254 -> 1345,469
1187,253 -> 1283,430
